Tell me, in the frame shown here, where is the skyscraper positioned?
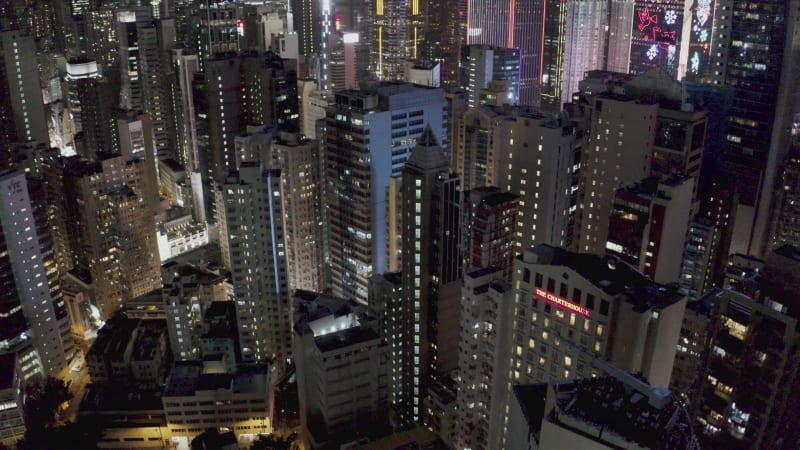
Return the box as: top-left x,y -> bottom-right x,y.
324,83 -> 447,303
461,45 -> 520,108
0,170 -> 73,377
708,0 -> 800,257
465,0 -> 544,106
217,162 -> 291,365
62,153 -> 162,320
561,0 -> 607,106
1,31 -> 49,146
397,128 -> 461,423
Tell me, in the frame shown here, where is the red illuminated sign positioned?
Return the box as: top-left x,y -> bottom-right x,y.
534,288 -> 590,317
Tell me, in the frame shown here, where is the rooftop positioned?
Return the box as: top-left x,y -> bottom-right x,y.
514,375 -> 698,449
523,245 -> 684,311
163,361 -> 269,397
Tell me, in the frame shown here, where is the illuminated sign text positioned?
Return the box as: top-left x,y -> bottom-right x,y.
534,288 -> 591,317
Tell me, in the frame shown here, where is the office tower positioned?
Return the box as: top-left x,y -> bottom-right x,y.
463,187 -> 519,280
606,0 -> 635,73
295,0 -> 321,58
769,149 -> 800,249
328,32 -> 358,92
465,0 -> 543,105
136,18 -> 177,158
0,170 -> 73,376
455,267 -> 513,450
455,106 -> 581,249
206,51 -> 299,183
508,371 -> 699,449
62,153 -> 161,320
404,60 -> 441,88
217,162 -> 291,364
709,0 -> 800,257
561,0 -> 607,106
1,31 -> 49,146
267,134 -> 325,293
421,0 -> 465,87
64,58 -> 115,158
324,83 -> 447,303
293,291 -> 389,448
606,175 -> 694,284
681,246 -> 800,448
372,0 -> 408,80
396,129 -> 461,424
462,45 -> 520,108
162,262 -> 230,361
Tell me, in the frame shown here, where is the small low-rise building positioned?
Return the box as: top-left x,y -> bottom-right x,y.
162,361 -> 272,449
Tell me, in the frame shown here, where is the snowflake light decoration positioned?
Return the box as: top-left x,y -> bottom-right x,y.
664,10 -> 677,25
647,45 -> 659,60
699,29 -> 708,43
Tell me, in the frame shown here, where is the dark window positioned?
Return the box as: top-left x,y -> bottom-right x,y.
586,294 -> 595,310
572,288 -> 582,304
600,300 -> 610,316
535,273 -> 543,288
523,269 -> 531,283
560,283 -> 568,298
544,304 -> 551,314
547,278 -> 555,293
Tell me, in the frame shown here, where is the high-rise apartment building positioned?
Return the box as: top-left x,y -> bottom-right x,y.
216,162 -> 291,365
205,52 -> 299,183
574,70 -> 671,254
606,175 -> 694,284
456,106 -> 581,250
62,153 -> 161,320
0,170 -> 73,376
1,31 -> 49,146
324,82 -> 447,303
162,262 -> 230,361
463,187 -> 519,280
396,129 -> 461,423
267,133 -> 325,293
293,291 -> 389,448
679,245 -> 800,448
455,266 -> 513,450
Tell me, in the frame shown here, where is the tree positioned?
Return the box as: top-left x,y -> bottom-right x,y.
23,377 -> 72,431
16,418 -> 103,450
251,434 -> 293,450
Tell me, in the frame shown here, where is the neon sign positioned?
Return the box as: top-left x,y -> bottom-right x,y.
534,288 -> 591,317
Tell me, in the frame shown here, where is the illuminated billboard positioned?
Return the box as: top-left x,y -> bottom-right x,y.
629,0 -> 689,78
686,0 -> 714,78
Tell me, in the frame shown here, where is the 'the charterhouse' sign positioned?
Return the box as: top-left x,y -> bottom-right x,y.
534,288 -> 591,317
